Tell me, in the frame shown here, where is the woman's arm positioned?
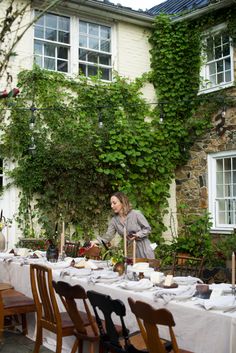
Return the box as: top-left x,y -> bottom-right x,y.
135,210 -> 151,239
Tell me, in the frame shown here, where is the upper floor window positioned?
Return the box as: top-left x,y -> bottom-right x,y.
208,151 -> 236,231
79,21 -> 112,81
200,27 -> 234,93
34,11 -> 70,73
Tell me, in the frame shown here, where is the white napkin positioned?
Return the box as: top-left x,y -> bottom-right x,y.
119,278 -> 153,291
60,267 -> 91,278
89,270 -> 120,284
46,261 -> 71,270
154,285 -> 196,303
195,296 -> 236,311
0,253 -> 14,259
174,276 -> 203,285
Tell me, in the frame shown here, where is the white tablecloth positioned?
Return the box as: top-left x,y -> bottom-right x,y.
0,258 -> 235,353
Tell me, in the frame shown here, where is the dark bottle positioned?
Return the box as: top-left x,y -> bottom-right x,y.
46,239 -> 59,262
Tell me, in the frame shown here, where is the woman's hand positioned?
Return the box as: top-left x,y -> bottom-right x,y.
90,240 -> 100,247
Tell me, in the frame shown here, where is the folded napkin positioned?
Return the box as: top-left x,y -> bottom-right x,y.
74,259 -> 98,270
119,278 -> 153,291
195,295 -> 236,311
0,253 -> 14,260
174,276 -> 203,285
88,270 -> 120,284
154,285 -> 196,303
60,267 -> 91,278
46,261 -> 71,270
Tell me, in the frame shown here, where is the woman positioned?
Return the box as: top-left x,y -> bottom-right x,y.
93,192 -> 155,259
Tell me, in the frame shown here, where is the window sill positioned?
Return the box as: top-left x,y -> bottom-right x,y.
210,228 -> 235,235
199,82 -> 234,95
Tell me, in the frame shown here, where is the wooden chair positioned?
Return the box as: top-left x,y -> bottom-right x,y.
128,298 -> 193,353
171,253 -> 204,278
87,290 -> 147,353
64,241 -> 80,258
30,263 -> 84,353
0,286 -> 36,341
52,281 -> 102,353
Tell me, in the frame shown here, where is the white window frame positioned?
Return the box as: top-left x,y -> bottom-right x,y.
78,20 -> 112,81
33,10 -> 114,81
208,151 -> 236,233
200,24 -> 234,94
34,11 -> 71,73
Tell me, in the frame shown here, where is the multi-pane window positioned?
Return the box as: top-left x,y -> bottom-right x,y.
79,21 -> 112,81
208,152 -> 236,229
200,30 -> 233,92
34,12 -> 70,73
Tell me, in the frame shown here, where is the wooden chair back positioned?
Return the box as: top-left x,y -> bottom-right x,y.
128,298 -> 193,353
87,290 -> 146,353
52,280 -> 99,337
64,241 -> 80,258
30,264 -> 77,353
0,286 -> 36,341
171,253 -> 204,278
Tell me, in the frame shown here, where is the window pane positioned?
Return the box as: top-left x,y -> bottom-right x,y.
58,31 -> 69,44
45,57 -> 55,70
217,72 -> 223,84
209,74 -> 216,86
34,55 -> 42,67
88,52 -> 98,63
217,184 -> 224,197
45,28 -> 57,41
215,46 -> 222,59
225,70 -> 231,82
225,171 -> 231,184
233,158 -> 236,170
34,41 -> 43,55
89,23 -> 98,36
99,54 -> 111,65
79,49 -> 87,61
79,35 -> 87,48
79,21 -> 87,34
101,67 -> 110,80
58,46 -> 68,59
101,40 -> 110,52
35,26 -> 44,39
88,65 -> 97,76
216,159 -> 223,171
217,60 -> 223,72
222,33 -> 229,44
89,38 -> 99,50
233,185 -> 236,197
206,37 -> 213,61
35,12 -> 44,26
45,14 -> 57,28
101,26 -> 110,39
225,158 -> 231,170
45,44 -> 55,57
79,64 -> 86,75
225,57 -> 231,70
209,62 -> 216,75
58,17 -> 69,31
216,171 -> 223,184
223,43 -> 230,56
57,60 -> 68,72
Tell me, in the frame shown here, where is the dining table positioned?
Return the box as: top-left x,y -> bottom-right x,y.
0,251 -> 235,353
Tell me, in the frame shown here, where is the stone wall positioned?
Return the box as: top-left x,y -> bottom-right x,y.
175,93 -> 236,218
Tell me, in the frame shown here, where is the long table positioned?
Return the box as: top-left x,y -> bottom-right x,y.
0,258 -> 236,353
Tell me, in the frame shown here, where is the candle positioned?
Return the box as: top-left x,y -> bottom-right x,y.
232,252 -> 235,289
60,221 -> 65,254
133,239 -> 136,264
123,226 -> 127,258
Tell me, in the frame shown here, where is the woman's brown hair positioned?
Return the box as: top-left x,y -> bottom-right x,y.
111,192 -> 132,216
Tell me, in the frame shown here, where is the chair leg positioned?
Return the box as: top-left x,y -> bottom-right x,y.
70,338 -> 79,353
21,314 -> 28,335
78,339 -> 83,353
0,313 -> 4,342
33,322 -> 43,353
55,335 -> 62,353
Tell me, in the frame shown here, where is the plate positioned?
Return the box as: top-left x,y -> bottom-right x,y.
119,279 -> 153,292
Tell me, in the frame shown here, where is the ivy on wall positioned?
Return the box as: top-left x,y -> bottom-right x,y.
1,5 -> 236,244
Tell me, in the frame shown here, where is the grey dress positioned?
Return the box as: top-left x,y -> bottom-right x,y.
101,209 -> 155,259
